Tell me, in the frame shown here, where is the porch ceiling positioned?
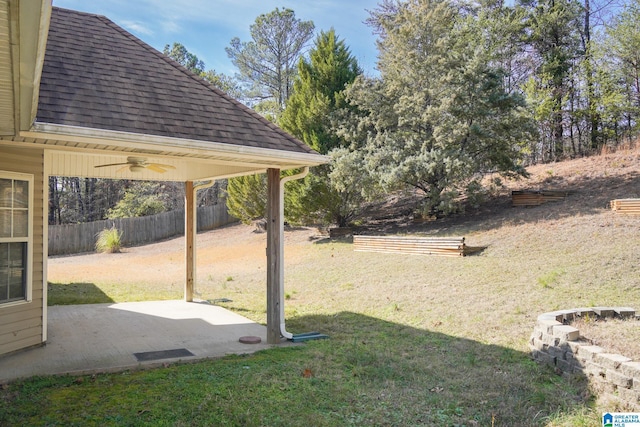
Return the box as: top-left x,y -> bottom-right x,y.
44,151 -> 269,182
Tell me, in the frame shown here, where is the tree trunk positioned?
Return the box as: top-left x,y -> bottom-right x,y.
553,94 -> 564,159
48,177 -> 60,225
583,0 -> 600,152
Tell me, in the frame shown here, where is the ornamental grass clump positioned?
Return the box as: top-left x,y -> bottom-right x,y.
95,227 -> 122,253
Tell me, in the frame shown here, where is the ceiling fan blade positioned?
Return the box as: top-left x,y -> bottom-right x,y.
95,162 -> 129,168
95,159 -> 174,173
146,164 -> 169,173
149,163 -> 176,170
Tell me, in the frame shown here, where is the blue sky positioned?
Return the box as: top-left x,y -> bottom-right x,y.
52,0 -> 381,76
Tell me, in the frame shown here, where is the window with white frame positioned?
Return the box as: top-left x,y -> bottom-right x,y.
0,173 -> 33,304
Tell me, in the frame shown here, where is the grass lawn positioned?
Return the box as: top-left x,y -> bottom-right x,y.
2,151 -> 639,426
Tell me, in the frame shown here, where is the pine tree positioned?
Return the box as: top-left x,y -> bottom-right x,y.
224,9 -> 315,224
522,0 -> 582,159
280,29 -> 360,154
226,8 -> 315,114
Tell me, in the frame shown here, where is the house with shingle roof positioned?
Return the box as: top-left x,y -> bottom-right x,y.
0,1 -> 326,357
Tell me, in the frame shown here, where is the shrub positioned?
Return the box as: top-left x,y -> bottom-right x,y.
107,190 -> 165,219
95,227 -> 122,253
225,174 -> 267,224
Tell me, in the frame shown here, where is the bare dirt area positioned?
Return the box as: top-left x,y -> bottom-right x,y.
374,146 -> 639,234
48,222 -> 321,291
572,317 -> 640,361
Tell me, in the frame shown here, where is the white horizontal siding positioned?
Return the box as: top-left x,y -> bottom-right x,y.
0,147 -> 45,356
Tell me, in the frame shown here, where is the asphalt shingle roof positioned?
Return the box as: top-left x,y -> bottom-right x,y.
36,7 -> 316,155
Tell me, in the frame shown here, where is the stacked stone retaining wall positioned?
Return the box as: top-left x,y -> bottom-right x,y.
530,307 -> 640,411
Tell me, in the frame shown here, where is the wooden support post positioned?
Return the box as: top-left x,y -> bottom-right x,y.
266,168 -> 281,344
184,180 -> 194,302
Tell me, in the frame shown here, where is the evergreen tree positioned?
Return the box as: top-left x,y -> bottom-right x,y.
590,47 -> 630,144
279,30 -> 365,226
226,29 -> 366,226
224,9 -> 314,224
522,0 -> 583,159
163,42 -> 205,75
164,42 -> 241,100
225,174 -> 266,225
202,70 -> 243,100
602,0 -> 640,142
280,29 -> 360,154
107,186 -> 166,219
342,0 -> 534,217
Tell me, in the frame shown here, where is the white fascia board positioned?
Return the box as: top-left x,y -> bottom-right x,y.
28,1 -> 52,129
22,122 -> 329,166
18,0 -> 51,131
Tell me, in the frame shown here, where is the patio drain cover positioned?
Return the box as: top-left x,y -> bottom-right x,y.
134,348 -> 195,362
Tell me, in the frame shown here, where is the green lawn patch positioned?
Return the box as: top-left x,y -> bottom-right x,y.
1,313 -> 591,426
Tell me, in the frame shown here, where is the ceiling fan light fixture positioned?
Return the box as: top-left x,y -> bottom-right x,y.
129,164 -> 145,173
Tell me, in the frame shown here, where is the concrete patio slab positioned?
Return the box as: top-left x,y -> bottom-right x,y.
0,300 -> 271,383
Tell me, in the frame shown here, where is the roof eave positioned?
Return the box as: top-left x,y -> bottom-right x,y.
21,122 -> 329,168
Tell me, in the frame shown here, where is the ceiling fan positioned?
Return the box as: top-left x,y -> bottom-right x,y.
95,156 -> 176,174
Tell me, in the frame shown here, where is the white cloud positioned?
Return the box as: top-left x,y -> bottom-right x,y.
119,20 -> 154,37
160,20 -> 181,34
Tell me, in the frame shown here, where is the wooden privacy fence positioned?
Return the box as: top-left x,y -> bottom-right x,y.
610,198 -> 640,215
49,203 -> 235,255
511,189 -> 575,207
353,235 -> 485,257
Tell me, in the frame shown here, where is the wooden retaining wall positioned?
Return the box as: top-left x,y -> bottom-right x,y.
511,189 -> 574,207
353,235 -> 484,257
49,203 -> 235,255
610,198 -> 640,215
